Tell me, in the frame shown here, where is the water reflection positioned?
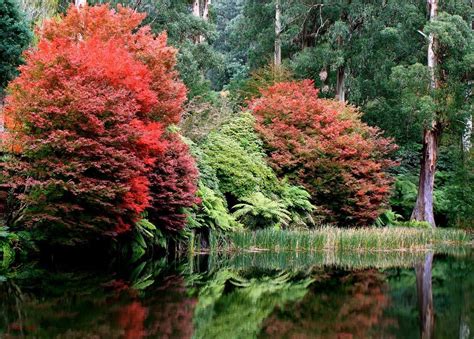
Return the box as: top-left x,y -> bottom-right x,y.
416,252 -> 434,339
0,251 -> 472,338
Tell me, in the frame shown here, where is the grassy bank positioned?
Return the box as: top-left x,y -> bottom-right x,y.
213,227 -> 471,253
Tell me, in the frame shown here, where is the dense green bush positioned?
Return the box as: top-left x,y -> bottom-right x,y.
233,192 -> 290,230
277,183 -> 315,229
200,113 -> 279,200
0,0 -> 31,93
189,184 -> 242,233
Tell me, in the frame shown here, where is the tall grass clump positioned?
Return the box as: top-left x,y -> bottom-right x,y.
224,227 -> 471,253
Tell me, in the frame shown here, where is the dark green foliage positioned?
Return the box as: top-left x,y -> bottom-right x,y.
0,0 -> 31,93
445,152 -> 474,228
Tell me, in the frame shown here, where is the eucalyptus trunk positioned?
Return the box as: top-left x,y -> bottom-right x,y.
203,0 -> 211,21
192,0 -> 200,17
336,66 -> 345,102
274,0 -> 282,66
75,0 -> 86,7
463,115 -> 472,152
415,252 -> 435,339
411,0 -> 438,227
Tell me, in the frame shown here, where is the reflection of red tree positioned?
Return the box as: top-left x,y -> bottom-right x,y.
116,301 -> 148,339
262,270 -> 393,339
145,275 -> 197,339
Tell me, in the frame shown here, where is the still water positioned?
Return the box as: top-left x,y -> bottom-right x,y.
0,250 -> 472,338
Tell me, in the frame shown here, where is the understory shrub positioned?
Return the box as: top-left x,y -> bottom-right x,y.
233,192 -> 291,230
189,183 -> 242,233
250,80 -> 397,226
200,113 -> 279,200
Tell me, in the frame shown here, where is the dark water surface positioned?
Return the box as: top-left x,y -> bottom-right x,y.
0,251 -> 472,338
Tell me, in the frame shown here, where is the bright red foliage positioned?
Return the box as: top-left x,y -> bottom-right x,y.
147,133 -> 199,233
1,5 -> 190,243
250,80 -> 397,225
39,4 -> 187,125
3,36 -> 165,240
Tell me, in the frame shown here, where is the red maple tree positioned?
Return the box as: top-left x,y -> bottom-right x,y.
2,5 -> 189,242
39,4 -> 187,125
250,80 -> 397,225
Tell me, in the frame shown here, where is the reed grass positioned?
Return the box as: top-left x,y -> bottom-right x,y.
204,246 -> 470,271
223,227 -> 471,253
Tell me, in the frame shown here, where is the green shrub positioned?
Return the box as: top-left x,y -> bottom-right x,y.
390,176 -> 418,218
200,114 -> 279,200
0,227 -> 18,268
233,192 -> 291,230
189,184 -> 242,233
374,209 -> 403,227
277,183 -> 315,228
396,220 -> 432,229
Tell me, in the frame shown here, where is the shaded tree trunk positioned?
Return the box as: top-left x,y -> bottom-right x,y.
336,66 -> 345,102
274,0 -> 282,66
411,127 -> 440,226
412,0 -> 438,227
415,252 -> 435,339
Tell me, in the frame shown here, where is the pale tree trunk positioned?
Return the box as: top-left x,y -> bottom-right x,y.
411,0 -> 438,227
192,0 -> 200,17
336,66 -> 345,102
192,0 -> 204,43
202,0 -> 211,21
415,252 -> 435,339
274,0 -> 282,67
463,115 -> 472,152
0,93 -> 4,133
463,13 -> 473,153
75,0 -> 86,7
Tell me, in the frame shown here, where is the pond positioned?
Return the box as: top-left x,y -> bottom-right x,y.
0,250 -> 472,338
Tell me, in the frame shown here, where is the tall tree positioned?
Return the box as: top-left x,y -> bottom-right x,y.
411,0 -> 439,226
274,0 -> 282,66
0,0 -> 31,134
0,0 -> 31,96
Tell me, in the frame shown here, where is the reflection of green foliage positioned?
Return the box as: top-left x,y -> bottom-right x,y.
375,254 -> 474,338
192,270 -> 312,339
207,250 -> 460,271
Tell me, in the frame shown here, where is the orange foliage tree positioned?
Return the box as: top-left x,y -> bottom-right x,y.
250,80 -> 397,225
